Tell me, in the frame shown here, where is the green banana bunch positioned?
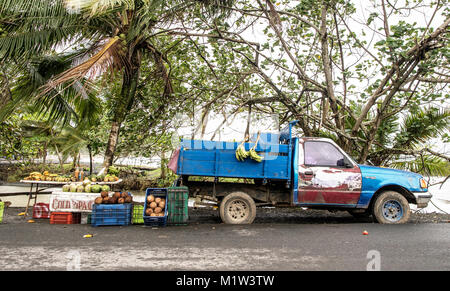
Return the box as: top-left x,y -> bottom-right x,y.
249,148 -> 263,162
235,144 -> 249,161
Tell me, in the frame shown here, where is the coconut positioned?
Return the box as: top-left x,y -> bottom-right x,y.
82,178 -> 91,186
84,184 -> 92,193
62,185 -> 71,192
125,195 -> 132,203
76,185 -> 84,193
108,197 -> 115,204
91,185 -> 101,193
113,192 -> 121,199
101,185 -> 110,192
117,197 -> 125,204
102,197 -> 110,204
100,191 -> 109,198
70,184 -> 78,192
145,208 -> 153,216
94,197 -> 103,204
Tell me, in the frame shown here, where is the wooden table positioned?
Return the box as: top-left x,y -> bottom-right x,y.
19,179 -> 123,216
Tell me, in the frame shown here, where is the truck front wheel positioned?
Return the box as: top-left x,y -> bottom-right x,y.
219,192 -> 256,224
372,191 -> 410,224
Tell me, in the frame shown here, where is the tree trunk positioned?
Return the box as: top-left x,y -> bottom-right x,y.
88,144 -> 93,176
102,52 -> 141,170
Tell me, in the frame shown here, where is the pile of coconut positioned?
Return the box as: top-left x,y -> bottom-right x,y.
145,194 -> 166,217
94,191 -> 133,205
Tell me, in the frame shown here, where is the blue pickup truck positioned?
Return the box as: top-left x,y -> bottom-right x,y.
172,121 -> 432,224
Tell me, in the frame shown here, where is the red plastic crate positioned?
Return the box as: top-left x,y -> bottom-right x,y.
50,212 -> 81,224
33,203 -> 51,219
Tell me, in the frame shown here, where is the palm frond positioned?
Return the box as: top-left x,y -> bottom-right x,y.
0,0 -> 83,60
394,107 -> 450,149
64,0 -> 135,17
39,36 -> 124,98
389,155 -> 450,177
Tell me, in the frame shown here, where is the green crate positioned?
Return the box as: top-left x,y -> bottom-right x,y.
132,204 -> 144,224
167,186 -> 189,225
0,202 -> 4,223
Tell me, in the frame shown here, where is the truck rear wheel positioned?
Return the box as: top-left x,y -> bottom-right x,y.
219,192 -> 256,224
372,191 -> 410,224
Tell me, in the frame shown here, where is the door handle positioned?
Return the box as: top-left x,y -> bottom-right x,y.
304,170 -> 314,176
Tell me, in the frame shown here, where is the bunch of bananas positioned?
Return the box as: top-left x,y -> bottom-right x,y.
249,148 -> 263,162
235,143 -> 263,162
235,144 -> 249,161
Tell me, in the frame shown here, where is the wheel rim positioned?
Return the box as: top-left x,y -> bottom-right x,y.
382,200 -> 403,222
227,199 -> 249,223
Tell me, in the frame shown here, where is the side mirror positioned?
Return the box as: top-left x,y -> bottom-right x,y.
337,157 -> 353,168
344,157 -> 353,168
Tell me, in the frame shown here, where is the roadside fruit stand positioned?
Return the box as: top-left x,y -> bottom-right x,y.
19,171 -> 122,217
14,171 -> 189,228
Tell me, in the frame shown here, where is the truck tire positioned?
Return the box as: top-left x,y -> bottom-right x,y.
219,192 -> 256,224
372,191 -> 410,224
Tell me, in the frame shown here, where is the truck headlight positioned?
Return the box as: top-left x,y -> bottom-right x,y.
419,178 -> 427,189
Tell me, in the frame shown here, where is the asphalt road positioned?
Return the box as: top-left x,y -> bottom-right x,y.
1,207 -> 449,271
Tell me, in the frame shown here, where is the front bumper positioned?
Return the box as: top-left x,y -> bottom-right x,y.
413,192 -> 433,208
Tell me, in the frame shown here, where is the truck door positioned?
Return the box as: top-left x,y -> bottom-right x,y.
298,140 -> 362,206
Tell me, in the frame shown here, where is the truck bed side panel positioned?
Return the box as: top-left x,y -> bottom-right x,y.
178,139 -> 291,180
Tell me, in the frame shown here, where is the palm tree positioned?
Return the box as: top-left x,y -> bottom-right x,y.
367,107 -> 450,176
0,0 -> 234,170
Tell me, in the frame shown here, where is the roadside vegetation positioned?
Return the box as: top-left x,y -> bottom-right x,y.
0,0 -> 448,189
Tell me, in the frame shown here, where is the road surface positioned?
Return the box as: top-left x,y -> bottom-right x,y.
0,207 -> 449,271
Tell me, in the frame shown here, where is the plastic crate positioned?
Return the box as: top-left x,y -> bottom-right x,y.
143,188 -> 168,227
91,203 -> 132,227
50,212 -> 81,224
132,204 -> 144,224
0,202 -> 4,224
167,186 -> 189,225
33,203 -> 51,219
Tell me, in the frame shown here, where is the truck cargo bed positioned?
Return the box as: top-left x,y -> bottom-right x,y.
177,139 -> 293,181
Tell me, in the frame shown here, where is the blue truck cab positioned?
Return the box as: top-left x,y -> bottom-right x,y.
173,121 -> 432,224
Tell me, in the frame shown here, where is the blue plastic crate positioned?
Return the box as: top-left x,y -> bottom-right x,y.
91,203 -> 132,227
143,188 -> 168,227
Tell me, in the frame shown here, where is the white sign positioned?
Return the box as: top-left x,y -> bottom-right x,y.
50,192 -> 99,213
